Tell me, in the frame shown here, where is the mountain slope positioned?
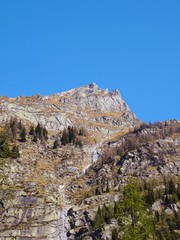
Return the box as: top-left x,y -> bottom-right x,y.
0,83 -> 139,141
0,84 -> 179,240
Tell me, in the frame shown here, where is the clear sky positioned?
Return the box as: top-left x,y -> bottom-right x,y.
0,0 -> 179,122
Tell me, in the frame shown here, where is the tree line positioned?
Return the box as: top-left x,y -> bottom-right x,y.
6,117 -> 48,143
53,126 -> 87,149
0,116 -> 87,159
0,117 -> 49,159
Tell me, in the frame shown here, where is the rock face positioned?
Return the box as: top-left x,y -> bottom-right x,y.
0,83 -> 139,136
0,84 -> 179,240
57,83 -> 127,112
117,138 -> 180,178
0,83 -> 139,240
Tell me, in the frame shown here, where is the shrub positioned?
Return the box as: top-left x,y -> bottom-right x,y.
11,145 -> 20,159
53,140 -> 59,149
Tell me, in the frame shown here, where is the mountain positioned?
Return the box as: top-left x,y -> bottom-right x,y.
0,83 -> 138,127
0,83 -> 179,240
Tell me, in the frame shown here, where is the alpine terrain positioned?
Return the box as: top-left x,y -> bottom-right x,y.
0,83 -> 179,240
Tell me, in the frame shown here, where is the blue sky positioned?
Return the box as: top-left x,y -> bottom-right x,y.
0,0 -> 179,122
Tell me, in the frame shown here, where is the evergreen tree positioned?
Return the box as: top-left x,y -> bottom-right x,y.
9,117 -> 18,139
92,206 -> 104,230
117,180 -> 155,240
0,130 -> 10,158
177,183 -> 180,200
106,180 -> 110,193
112,228 -> 119,240
29,126 -> 35,136
53,139 -> 59,149
20,127 -> 26,142
32,134 -> 37,143
168,179 -> 176,195
114,202 -> 120,216
122,181 -> 145,225
61,129 -> 69,145
35,123 -> 42,139
146,189 -> 155,205
103,204 -> 113,224
11,145 -> 20,159
68,126 -> 76,143
43,127 -> 48,141
18,120 -> 24,131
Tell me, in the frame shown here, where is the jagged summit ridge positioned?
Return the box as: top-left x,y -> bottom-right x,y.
50,82 -> 117,97
0,83 -> 139,134
49,83 -> 127,112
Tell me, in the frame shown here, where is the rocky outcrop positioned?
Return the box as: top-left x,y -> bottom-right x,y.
117,138 -> 180,179
0,83 -> 139,138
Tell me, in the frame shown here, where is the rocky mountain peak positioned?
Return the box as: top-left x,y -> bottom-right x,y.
54,83 -> 128,112
0,84 -> 140,140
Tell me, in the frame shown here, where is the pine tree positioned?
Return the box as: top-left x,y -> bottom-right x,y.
146,189 -> 155,205
53,139 -> 59,149
112,228 -> 119,240
103,204 -> 113,224
168,179 -> 176,195
92,206 -> 104,230
20,127 -> 26,142
35,123 -> 42,139
61,129 -> 69,145
0,130 -> 10,158
117,180 -> 155,240
43,127 -> 48,141
11,145 -> 20,159
106,180 -> 110,193
32,134 -> 37,143
29,126 -> 35,136
177,183 -> 180,200
68,126 -> 76,143
9,117 -> 18,139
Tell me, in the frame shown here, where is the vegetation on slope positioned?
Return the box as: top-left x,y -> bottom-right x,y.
92,178 -> 180,240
